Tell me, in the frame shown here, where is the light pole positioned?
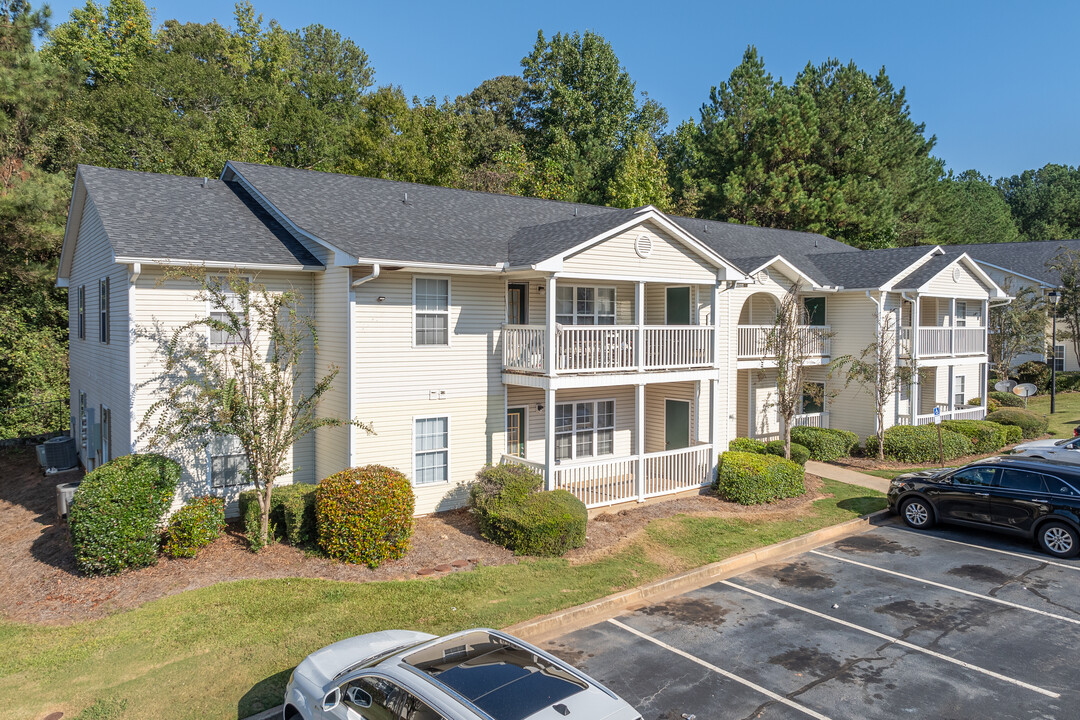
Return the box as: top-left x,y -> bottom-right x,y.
1050,289 -> 1062,414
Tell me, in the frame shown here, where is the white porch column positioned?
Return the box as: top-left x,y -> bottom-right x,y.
711,276 -> 722,369
635,281 -> 645,371
544,385 -> 556,491
981,362 -> 988,413
947,364 -> 955,418
983,299 -> 990,356
636,382 -> 646,502
545,275 -> 557,377
949,297 -> 956,355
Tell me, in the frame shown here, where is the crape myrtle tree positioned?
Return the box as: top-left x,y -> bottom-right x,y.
140,270 -> 369,548
988,280 -> 1045,382
763,287 -> 831,460
1049,249 -> 1080,371
833,309 -> 915,461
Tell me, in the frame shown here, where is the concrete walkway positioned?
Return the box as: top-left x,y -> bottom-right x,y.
806,460 -> 892,494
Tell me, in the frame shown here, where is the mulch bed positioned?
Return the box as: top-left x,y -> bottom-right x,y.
1,448 -> 831,626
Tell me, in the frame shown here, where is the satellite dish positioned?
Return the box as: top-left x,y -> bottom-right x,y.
994,379 -> 1017,393
1013,383 -> 1038,397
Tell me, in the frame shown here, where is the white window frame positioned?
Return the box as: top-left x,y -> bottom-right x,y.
209,435 -> 249,490
413,276 -> 451,348
77,285 -> 86,340
555,285 -> 617,326
799,381 -> 826,415
954,376 -> 966,408
413,415 -> 450,485
98,277 -> 110,344
206,275 -> 250,348
554,399 -> 616,462
955,301 -> 967,328
1054,344 -> 1066,372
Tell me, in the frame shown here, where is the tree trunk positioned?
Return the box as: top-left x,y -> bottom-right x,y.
258,483 -> 273,550
876,412 -> 885,461
783,417 -> 792,460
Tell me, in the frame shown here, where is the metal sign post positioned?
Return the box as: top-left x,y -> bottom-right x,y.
934,407 -> 945,467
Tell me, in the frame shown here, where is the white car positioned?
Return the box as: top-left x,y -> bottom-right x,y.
1013,436 -> 1080,463
283,628 -> 642,720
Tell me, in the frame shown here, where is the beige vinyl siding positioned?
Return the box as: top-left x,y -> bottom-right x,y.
716,287 -> 739,446
133,269 -> 316,512
644,382 -> 697,453
508,386 -> 637,462
561,221 -> 717,283
735,369 -> 750,438
921,262 -> 991,298
313,266 -> 351,480
67,195 -> 130,470
823,292 -> 882,438
351,272 -> 505,514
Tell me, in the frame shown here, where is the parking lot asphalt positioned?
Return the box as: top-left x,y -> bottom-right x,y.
543,521 -> 1080,720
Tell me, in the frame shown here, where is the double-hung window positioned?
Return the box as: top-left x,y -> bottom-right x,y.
954,376 -> 966,408
414,416 -> 449,484
555,286 -> 615,325
1054,344 -> 1066,372
77,285 -> 86,340
800,382 -> 825,414
210,435 -> 248,489
555,400 -> 615,461
98,277 -> 109,344
414,277 -> 450,345
209,280 -> 248,347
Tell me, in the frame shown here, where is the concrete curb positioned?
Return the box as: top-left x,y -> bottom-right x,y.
504,509 -> 894,643
240,510 -> 893,720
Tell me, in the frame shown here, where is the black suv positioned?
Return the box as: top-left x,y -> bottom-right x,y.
887,456 -> 1080,558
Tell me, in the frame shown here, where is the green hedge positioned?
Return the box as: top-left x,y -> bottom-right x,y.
939,419 -> 1007,454
470,463 -> 586,556
864,425 -> 973,463
238,483 -> 319,550
988,391 -> 1025,408
316,465 -> 415,567
1054,372 -> 1080,392
163,496 -> 226,559
713,451 -> 805,505
995,422 -> 1024,444
728,437 -> 767,454
764,440 -> 810,465
985,408 -> 1049,439
68,454 -> 180,575
789,426 -> 859,462
1017,361 -> 1051,392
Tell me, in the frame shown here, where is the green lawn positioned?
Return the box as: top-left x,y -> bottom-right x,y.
1023,392 -> 1080,437
0,479 -> 884,720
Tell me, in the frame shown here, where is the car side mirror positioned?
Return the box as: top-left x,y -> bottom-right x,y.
345,686 -> 372,708
322,688 -> 340,711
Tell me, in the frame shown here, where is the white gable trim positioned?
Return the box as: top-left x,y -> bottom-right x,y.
911,253 -> 1007,298
57,170 -> 89,285
878,246 -> 946,291
222,161 -> 355,266
531,210 -> 750,281
746,255 -> 832,290
971,259 -> 1054,289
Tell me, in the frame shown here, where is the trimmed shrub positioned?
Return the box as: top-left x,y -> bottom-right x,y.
939,419 -> 1007,454
1055,372 -> 1080,393
68,454 -> 180,575
470,463 -> 586,557
985,397 -> 1001,412
864,425 -> 972,464
1017,360 -> 1051,392
989,391 -> 1025,408
713,451 -> 805,505
316,465 -> 415,567
994,422 -> 1023,444
764,440 -> 810,465
728,437 -> 766,454
163,496 -> 226,559
239,483 -> 319,550
985,408 -> 1049,439
790,426 -> 859,462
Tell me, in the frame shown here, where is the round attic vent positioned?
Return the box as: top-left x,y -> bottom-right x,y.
952,265 -> 963,283
757,270 -> 769,283
635,233 -> 654,258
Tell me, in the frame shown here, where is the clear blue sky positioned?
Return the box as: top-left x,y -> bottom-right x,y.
42,0 -> 1080,180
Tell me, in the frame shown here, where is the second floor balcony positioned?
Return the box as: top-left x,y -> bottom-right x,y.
503,324 -> 715,375
899,326 -> 986,358
736,324 -> 832,361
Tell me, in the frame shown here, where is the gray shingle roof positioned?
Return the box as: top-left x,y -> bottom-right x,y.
957,240 -> 1080,286
787,245 -> 941,288
889,251 -> 955,289
79,165 -> 321,268
508,207 -> 643,266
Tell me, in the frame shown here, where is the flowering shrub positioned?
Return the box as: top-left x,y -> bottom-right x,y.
68,454 -> 179,575
316,465 -> 415,567
163,496 -> 226,558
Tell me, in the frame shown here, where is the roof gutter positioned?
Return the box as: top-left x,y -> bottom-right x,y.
351,263 -> 380,288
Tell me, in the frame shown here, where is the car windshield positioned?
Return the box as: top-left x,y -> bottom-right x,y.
404,631 -> 587,720
1054,438 -> 1075,446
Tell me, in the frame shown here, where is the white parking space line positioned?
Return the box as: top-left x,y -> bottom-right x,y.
721,581 -> 1061,699
811,550 -> 1080,626
898,531 -> 1080,572
606,618 -> 835,720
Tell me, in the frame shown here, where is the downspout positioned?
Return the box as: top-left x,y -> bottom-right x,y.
347,263 -> 379,467
128,263 -> 141,454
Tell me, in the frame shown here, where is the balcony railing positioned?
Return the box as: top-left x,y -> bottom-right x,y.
737,325 -> 831,360
900,326 -> 986,357
502,325 -> 715,374
897,406 -> 987,425
792,411 -> 829,429
500,444 -> 714,509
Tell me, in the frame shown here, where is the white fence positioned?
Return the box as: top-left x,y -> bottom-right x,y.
898,405 -> 987,425
737,325 -> 831,360
792,411 -> 829,429
503,325 -> 715,374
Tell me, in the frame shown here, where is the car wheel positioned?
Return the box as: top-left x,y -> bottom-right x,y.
1038,522 -> 1080,559
900,497 -> 935,529
283,707 -> 302,720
